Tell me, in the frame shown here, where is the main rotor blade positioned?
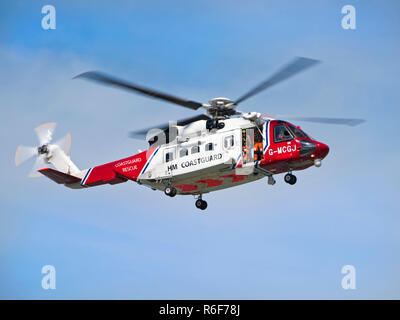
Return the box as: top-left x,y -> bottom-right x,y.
262,114 -> 365,126
129,114 -> 211,139
74,71 -> 204,110
235,57 -> 320,105
285,116 -> 365,126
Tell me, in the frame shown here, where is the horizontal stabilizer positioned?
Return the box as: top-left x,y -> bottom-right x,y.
39,168 -> 81,184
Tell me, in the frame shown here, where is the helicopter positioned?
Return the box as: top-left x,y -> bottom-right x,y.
15,57 -> 364,210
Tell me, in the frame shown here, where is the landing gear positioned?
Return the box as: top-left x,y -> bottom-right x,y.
164,186 -> 177,197
284,173 -> 297,185
268,176 -> 276,185
195,194 -> 207,210
195,199 -> 207,210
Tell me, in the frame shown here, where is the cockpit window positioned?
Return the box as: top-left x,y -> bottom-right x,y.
288,125 -> 308,139
274,125 -> 293,143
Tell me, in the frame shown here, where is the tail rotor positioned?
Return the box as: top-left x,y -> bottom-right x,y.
15,122 -> 72,177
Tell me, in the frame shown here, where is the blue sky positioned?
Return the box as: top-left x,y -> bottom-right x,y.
1,0 -> 399,299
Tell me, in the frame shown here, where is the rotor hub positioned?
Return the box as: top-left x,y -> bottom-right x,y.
38,144 -> 49,155
209,97 -> 234,109
207,97 -> 237,118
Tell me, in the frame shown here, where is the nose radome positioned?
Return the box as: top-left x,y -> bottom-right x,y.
318,142 -> 329,159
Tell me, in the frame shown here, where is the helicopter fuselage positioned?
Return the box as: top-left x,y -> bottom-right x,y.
75,117 -> 329,195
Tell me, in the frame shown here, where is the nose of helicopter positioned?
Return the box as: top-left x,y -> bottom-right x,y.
317,142 -> 329,159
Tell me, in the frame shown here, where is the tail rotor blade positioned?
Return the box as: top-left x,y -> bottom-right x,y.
15,146 -> 37,166
54,133 -> 71,154
35,122 -> 57,145
28,155 -> 48,178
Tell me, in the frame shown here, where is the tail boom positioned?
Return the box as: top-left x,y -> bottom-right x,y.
80,148 -> 158,187
39,144 -> 158,189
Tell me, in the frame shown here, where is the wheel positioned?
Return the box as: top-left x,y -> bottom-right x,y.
169,187 -> 177,197
284,173 -> 297,185
195,199 -> 203,209
164,186 -> 177,197
217,121 -> 225,129
284,173 -> 292,183
195,199 -> 207,210
164,186 -> 172,196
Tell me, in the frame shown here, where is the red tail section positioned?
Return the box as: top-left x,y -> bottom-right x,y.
81,148 -> 158,187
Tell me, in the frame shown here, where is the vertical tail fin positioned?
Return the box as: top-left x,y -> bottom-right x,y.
46,144 -> 80,176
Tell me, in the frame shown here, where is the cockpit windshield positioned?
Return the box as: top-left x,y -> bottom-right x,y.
287,125 -> 308,139
273,125 -> 293,143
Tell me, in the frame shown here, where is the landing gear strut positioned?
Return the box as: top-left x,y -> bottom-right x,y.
284,173 -> 297,185
268,176 -> 276,185
164,186 -> 177,197
195,195 -> 207,210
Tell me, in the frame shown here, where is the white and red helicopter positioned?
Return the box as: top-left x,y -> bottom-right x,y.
15,57 -> 364,210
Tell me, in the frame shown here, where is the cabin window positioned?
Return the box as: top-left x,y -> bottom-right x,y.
165,151 -> 174,163
179,148 -> 188,157
191,145 -> 200,154
205,142 -> 213,151
273,125 -> 293,143
224,135 -> 235,149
